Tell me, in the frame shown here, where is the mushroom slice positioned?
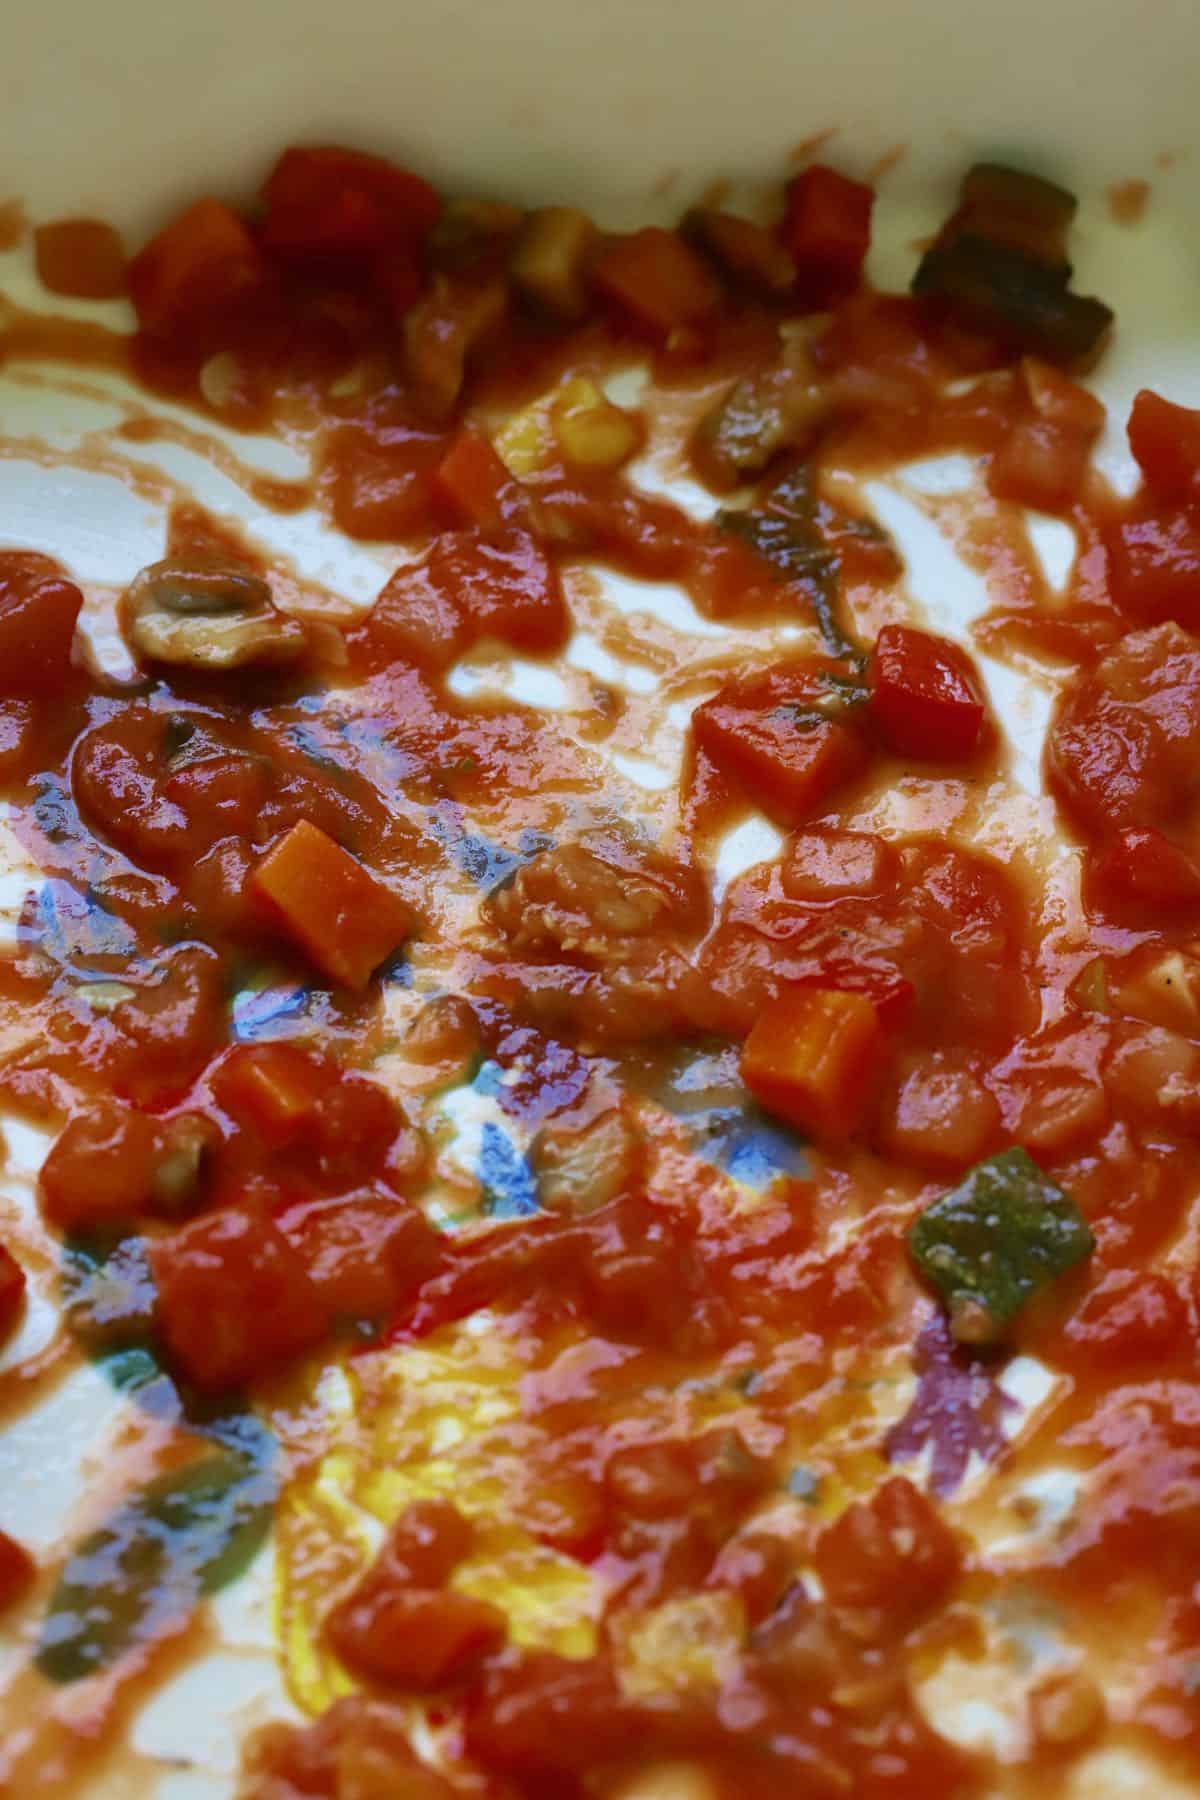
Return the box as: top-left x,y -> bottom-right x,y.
123,556 -> 308,670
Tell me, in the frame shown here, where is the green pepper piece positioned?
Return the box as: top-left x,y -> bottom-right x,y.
912,236 -> 1113,366
36,1436 -> 276,1684
908,1148 -> 1094,1344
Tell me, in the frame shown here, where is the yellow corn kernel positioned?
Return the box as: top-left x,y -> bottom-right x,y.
551,376 -> 642,470
495,401 -> 551,476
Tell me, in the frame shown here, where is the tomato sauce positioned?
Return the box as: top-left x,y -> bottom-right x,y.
0,146 -> 1196,1800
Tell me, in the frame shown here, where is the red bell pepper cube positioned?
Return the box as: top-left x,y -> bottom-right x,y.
868,624 -> 986,759
261,145 -> 441,264
782,166 -> 874,306
128,198 -> 270,340
1127,388 -> 1200,503
741,986 -> 886,1139
251,819 -> 412,990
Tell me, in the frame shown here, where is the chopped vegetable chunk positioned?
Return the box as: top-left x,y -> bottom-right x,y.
693,660 -> 869,825
1128,388 -> 1200,502
128,199 -> 269,341
741,985 -> 886,1139
913,163 -> 1112,367
782,165 -> 874,305
509,205 -> 598,319
592,228 -> 723,339
868,624 -> 986,759
151,1208 -> 327,1391
908,1148 -> 1095,1343
261,145 -> 440,264
251,820 -> 411,989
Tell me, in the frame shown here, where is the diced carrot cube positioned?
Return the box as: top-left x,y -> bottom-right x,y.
327,1585 -> 507,1689
151,1207 -> 327,1392
433,428 -> 524,531
252,820 -> 412,990
868,624 -> 986,760
261,145 -> 440,264
0,1245 -> 25,1346
782,166 -> 874,306
0,1529 -> 34,1610
741,986 -> 885,1139
781,827 -> 893,900
592,228 -> 723,339
128,199 -> 270,340
693,662 -> 869,826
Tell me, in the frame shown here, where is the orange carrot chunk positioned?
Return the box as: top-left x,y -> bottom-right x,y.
592,228 -> 722,339
741,986 -> 885,1139
252,819 -> 412,989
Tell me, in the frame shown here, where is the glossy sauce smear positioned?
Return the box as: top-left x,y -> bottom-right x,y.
0,149 -> 1194,1800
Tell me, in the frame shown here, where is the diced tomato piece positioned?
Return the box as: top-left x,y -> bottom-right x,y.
781,827 -> 894,900
0,565 -> 82,697
692,662 -> 869,826
327,1585 -> 506,1689
320,424 -> 445,544
782,165 -> 874,306
741,986 -> 886,1139
878,1052 -> 1000,1171
432,428 -> 526,532
356,554 -> 468,674
869,624 -> 986,759
592,228 -> 723,339
261,145 -> 441,264
34,218 -> 127,300
1092,826 -> 1200,910
129,199 -> 271,341
1061,1268 -> 1189,1368
278,1189 -> 444,1321
1106,504 -> 1200,626
0,1530 -> 34,1611
1128,388 -> 1200,503
989,360 -> 1106,515
1008,1066 -> 1108,1157
0,1245 -> 25,1346
1046,623 -> 1200,834
358,527 -> 566,674
251,820 -> 412,989
377,1499 -> 476,1587
463,1651 -> 638,1775
815,1475 -> 962,1623
451,528 -> 567,654
39,1099 -> 166,1233
151,1207 -> 327,1392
